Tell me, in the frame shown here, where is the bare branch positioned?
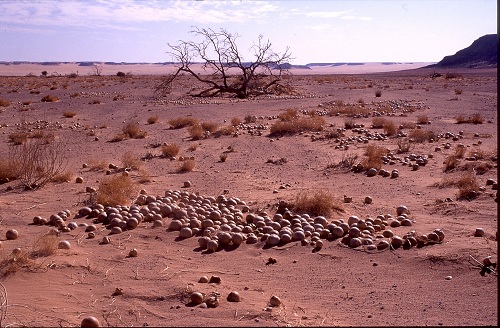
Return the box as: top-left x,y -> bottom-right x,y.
155,27 -> 294,99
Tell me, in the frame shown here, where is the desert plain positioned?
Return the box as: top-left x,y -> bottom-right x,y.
0,64 -> 497,327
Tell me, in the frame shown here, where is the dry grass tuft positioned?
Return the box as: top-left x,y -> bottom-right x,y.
50,170 -> 73,183
161,143 -> 180,158
0,98 -> 12,107
213,125 -> 237,137
121,151 -> 143,171
188,123 -> 204,140
0,158 -> 18,182
8,132 -> 29,145
168,116 -> 199,129
97,175 -> 137,207
147,115 -> 159,124
416,114 -> 430,124
231,117 -> 242,126
270,112 -> 325,136
443,146 -> 466,172
455,113 -> 484,124
361,144 -> 387,170
122,122 -> 147,139
437,171 -> 480,200
63,111 -> 76,118
292,189 -> 344,217
31,232 -> 59,258
178,159 -> 195,172
201,121 -> 220,133
41,94 -> 59,102
409,128 -> 435,143
87,159 -> 108,171
326,152 -> 359,171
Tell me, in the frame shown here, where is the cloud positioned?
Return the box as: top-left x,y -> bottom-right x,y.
0,0 -> 280,29
305,11 -> 351,18
342,15 -> 372,21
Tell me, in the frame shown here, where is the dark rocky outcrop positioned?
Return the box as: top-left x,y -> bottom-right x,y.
428,34 -> 497,68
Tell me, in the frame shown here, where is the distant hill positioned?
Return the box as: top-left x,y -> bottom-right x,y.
429,34 -> 497,68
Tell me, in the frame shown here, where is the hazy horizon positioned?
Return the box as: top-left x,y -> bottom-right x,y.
0,1 -> 496,65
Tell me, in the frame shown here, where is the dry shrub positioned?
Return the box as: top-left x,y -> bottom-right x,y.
468,147 -> 496,161
219,153 -> 228,162
213,125 -> 237,137
97,175 -> 137,206
110,134 -> 127,142
375,90 -> 382,97
8,132 -> 28,145
371,117 -> 387,128
50,170 -> 73,183
0,158 -> 17,182
41,94 -> 59,102
31,232 -> 59,257
326,152 -> 358,170
383,120 -> 397,136
201,121 -> 220,133
244,114 -> 257,123
397,138 -> 413,153
327,101 -> 370,117
178,159 -> 195,172
292,189 -> 344,217
344,117 -> 355,129
121,151 -> 142,171
460,161 -> 493,175
455,113 -> 484,124
88,99 -> 101,105
278,108 -> 299,122
87,158 -> 108,171
0,248 -> 33,277
231,117 -> 242,126
400,121 -> 416,130
188,124 -> 204,140
188,143 -> 198,151
362,144 -> 387,170
409,128 -> 435,143
443,155 -> 460,172
122,122 -> 147,139
9,138 -> 67,189
30,130 -> 55,144
147,115 -> 159,124
445,72 -> 463,79
438,171 -> 480,200
454,88 -> 463,95
168,116 -> 199,129
161,143 -> 180,158
0,98 -> 11,107
137,169 -> 152,184
416,114 -> 429,124
63,111 -> 76,118
270,114 -> 325,136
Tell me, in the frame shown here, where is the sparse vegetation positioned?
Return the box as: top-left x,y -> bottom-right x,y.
0,158 -> 17,183
409,128 -> 435,143
161,143 -> 180,158
63,111 -> 76,118
437,171 -> 480,200
50,170 -> 73,183
168,116 -> 199,129
292,189 -> 344,217
188,124 -> 205,140
97,175 -> 137,206
0,98 -> 11,107
455,113 -> 484,124
231,117 -> 242,126
416,114 -> 429,124
8,132 -> 29,145
121,151 -> 142,170
178,159 -> 195,172
361,144 -> 387,170
41,95 -> 59,102
375,90 -> 382,97
454,88 -> 463,95
8,138 -> 67,189
147,115 -> 159,124
270,110 -> 325,136
213,125 -> 237,137
326,152 -> 359,171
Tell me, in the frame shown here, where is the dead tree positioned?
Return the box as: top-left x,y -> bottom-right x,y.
155,27 -> 293,99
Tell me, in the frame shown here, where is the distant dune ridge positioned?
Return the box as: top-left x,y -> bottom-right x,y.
428,34 -> 498,68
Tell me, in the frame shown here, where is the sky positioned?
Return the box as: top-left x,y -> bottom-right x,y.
0,0 -> 497,65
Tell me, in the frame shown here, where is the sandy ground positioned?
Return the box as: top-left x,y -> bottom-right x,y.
0,66 -> 497,327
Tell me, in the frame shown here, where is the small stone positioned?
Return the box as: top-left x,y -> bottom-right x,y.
75,176 -> 84,183
445,276 -> 452,280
